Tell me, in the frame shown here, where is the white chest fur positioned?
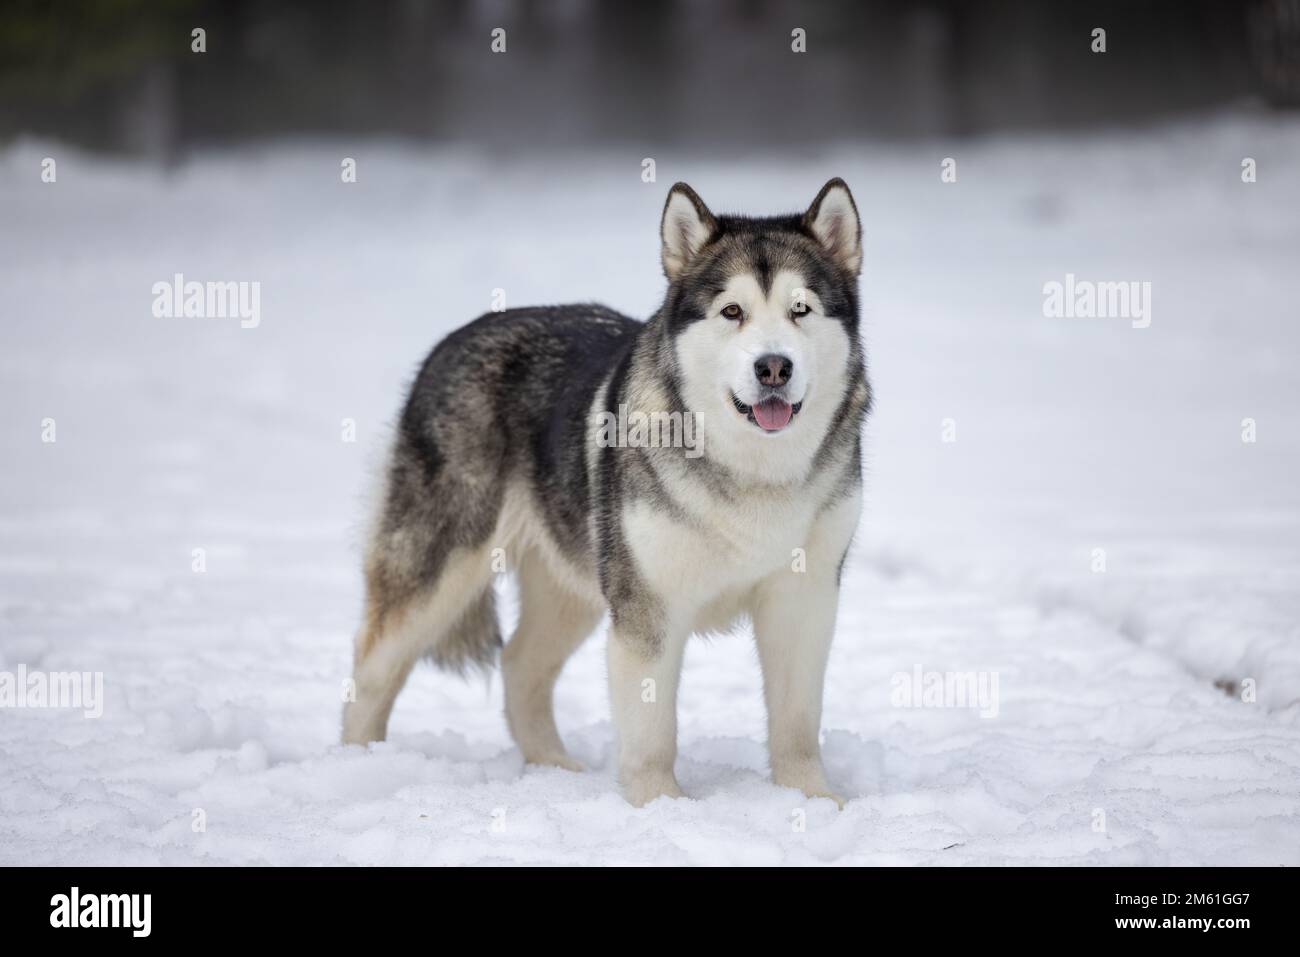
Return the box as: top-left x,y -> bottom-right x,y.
621,477 -> 828,627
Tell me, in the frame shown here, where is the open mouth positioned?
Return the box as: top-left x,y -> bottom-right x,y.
731,393 -> 802,432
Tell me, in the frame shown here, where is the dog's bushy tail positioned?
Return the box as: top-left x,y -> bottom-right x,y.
425,583 -> 501,674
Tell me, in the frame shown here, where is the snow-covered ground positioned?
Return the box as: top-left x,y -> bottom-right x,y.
2,114 -> 1299,865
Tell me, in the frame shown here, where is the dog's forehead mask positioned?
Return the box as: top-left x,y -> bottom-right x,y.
665,221 -> 856,328
710,269 -> 816,313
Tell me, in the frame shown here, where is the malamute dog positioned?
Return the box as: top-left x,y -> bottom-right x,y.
343,179 -> 870,806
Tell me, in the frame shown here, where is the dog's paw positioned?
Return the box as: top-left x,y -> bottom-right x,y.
774,765 -> 846,809
525,750 -> 586,773
800,785 -> 847,810
621,772 -> 685,807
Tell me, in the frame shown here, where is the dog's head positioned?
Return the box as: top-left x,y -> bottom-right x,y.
657,179 -> 864,481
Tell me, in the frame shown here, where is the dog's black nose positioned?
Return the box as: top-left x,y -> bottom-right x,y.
754,354 -> 793,387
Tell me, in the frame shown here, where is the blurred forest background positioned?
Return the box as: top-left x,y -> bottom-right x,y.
2,0 -> 1299,157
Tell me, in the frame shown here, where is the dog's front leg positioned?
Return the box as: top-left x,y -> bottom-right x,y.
751,492 -> 860,808
752,572 -> 844,807
607,619 -> 689,806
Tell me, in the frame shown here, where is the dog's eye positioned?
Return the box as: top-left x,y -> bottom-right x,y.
790,301 -> 811,317
721,303 -> 744,321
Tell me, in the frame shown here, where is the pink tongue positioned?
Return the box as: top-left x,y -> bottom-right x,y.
753,397 -> 793,431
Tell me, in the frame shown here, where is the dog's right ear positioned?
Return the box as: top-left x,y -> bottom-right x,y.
660,182 -> 717,281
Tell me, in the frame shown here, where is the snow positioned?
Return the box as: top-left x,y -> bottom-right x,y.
2,113 -> 1299,865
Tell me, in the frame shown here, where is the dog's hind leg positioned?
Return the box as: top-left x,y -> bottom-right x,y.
342,540 -> 499,745
342,615 -> 419,746
501,549 -> 601,770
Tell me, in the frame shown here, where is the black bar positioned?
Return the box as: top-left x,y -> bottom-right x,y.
0,866 -> 1292,944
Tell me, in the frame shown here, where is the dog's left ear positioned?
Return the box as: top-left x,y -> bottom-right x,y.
803,178 -> 862,275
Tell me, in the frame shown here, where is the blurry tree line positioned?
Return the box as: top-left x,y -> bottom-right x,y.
1,0 -> 1297,157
